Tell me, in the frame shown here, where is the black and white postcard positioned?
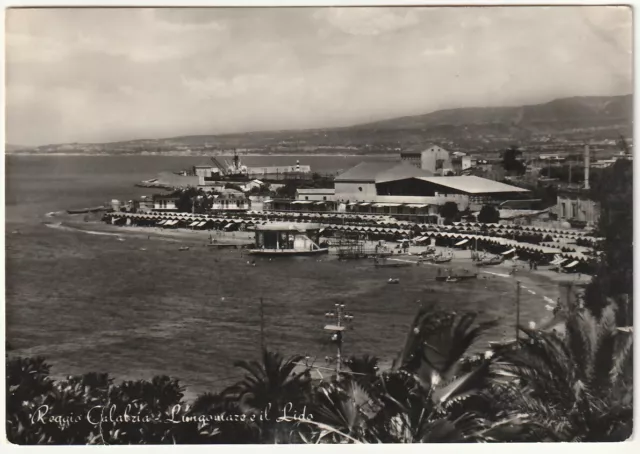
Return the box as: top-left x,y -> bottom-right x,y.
3,2 -> 634,446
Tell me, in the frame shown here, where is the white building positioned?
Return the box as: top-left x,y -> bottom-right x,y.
400,145 -> 452,175
211,193 -> 250,212
461,156 -> 474,170
296,188 -> 336,201
152,195 -> 179,211
193,164 -> 215,178
555,193 -> 600,227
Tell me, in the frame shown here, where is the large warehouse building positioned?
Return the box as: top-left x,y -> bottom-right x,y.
334,161 -> 434,201
334,160 -> 527,203
280,160 -> 531,222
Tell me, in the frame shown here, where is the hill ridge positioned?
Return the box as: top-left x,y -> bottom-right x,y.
9,94 -> 633,153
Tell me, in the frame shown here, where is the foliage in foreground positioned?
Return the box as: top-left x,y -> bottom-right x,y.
584,158 -> 633,325
6,303 -> 633,445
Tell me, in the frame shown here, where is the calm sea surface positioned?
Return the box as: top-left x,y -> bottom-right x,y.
4,155 -> 370,226
5,155 -> 553,397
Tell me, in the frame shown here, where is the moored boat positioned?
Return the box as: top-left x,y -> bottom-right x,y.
373,259 -> 413,268
434,253 -> 453,264
474,254 -> 504,266
435,273 -> 478,281
435,268 -> 478,281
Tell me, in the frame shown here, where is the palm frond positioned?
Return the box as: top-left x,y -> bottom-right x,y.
432,360 -> 490,405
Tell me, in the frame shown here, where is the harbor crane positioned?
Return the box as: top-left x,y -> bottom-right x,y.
210,156 -> 228,176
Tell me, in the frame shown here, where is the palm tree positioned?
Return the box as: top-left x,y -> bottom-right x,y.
222,350 -> 312,443
370,308 -> 514,442
305,379 -> 378,443
187,391 -> 258,443
303,307 -> 509,443
225,350 -> 311,412
345,354 -> 379,388
490,304 -> 633,441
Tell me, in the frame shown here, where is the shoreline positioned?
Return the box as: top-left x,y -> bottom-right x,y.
54,215 -> 589,292
21,215 -> 589,401
6,152 -> 396,158
48,218 -> 255,245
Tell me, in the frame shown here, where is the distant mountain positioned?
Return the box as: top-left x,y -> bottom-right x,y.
11,94 -> 633,155
360,95 -> 632,131
5,144 -> 29,152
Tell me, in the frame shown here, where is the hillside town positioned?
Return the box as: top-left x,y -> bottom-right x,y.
95,140 -> 632,281
113,140 -> 630,230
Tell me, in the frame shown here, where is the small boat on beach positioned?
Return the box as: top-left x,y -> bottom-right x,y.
435,274 -> 477,282
375,262 -> 413,268
373,258 -> 413,268
474,255 -> 504,266
433,252 -> 453,264
435,268 -> 478,282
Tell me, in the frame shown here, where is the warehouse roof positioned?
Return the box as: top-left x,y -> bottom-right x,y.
336,161 -> 433,182
335,161 -> 398,182
413,176 -> 529,194
297,188 -> 336,194
376,164 -> 434,183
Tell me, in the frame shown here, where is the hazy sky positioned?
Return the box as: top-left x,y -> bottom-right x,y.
6,6 -> 633,146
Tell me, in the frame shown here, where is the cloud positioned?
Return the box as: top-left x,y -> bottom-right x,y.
318,7 -> 420,36
5,6 -> 633,146
422,45 -> 456,57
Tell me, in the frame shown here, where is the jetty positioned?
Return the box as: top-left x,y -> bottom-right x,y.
207,243 -> 250,250
66,206 -> 107,214
249,223 -> 328,256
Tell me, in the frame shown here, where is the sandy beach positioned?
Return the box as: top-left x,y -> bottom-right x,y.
54,214 -> 589,313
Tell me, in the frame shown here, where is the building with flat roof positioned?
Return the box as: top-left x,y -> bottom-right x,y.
193,164 -> 216,178
400,145 -> 451,174
152,194 -> 179,212
211,193 -> 250,212
554,189 -> 600,228
296,188 -> 336,201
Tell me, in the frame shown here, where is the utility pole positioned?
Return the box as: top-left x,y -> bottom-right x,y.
474,228 -> 478,261
515,281 -> 521,342
568,161 -> 572,185
259,297 -> 265,352
324,303 -> 354,381
565,282 -> 574,312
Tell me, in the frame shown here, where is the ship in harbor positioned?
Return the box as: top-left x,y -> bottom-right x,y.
193,152 -> 312,182
137,152 -> 313,190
